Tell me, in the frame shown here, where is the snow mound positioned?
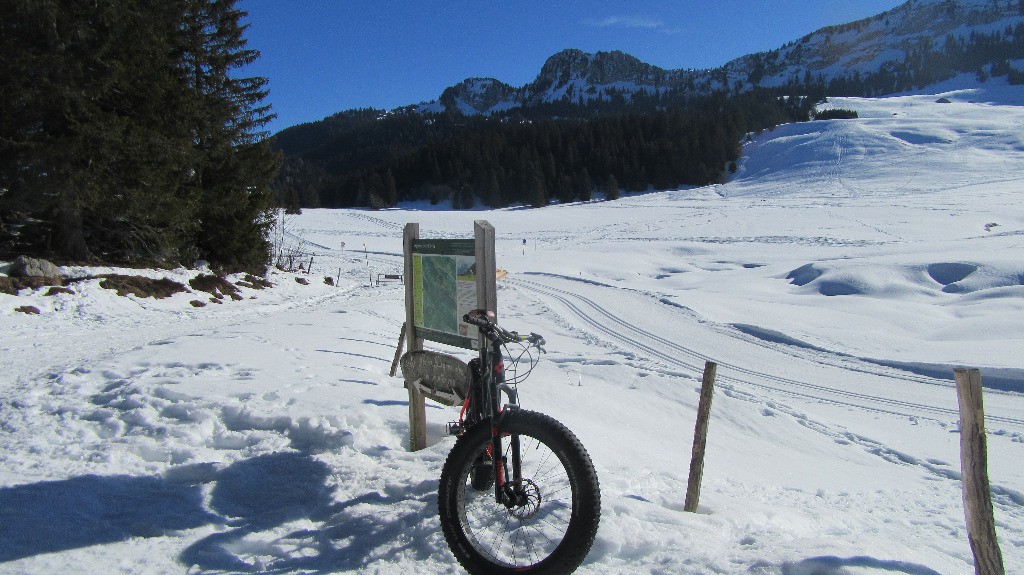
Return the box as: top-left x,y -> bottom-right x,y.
786,260 -> 1023,298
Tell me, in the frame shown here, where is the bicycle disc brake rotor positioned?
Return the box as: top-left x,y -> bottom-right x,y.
505,479 -> 542,519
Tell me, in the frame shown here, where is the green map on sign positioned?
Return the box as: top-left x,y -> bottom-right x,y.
412,238 -> 478,349
421,255 -> 457,334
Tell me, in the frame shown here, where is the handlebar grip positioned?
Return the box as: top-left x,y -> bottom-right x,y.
528,332 -> 547,353
464,309 -> 495,327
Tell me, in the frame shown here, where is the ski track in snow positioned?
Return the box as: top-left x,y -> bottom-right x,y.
507,274 -> 1024,503
511,274 -> 1019,424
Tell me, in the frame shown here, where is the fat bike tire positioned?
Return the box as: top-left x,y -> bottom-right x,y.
438,410 -> 601,575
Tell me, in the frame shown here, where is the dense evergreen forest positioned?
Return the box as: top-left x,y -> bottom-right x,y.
275,91 -> 817,211
0,0 -> 279,272
274,20 -> 1024,211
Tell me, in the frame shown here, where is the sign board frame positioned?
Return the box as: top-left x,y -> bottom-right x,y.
404,221 -> 496,350
401,220 -> 496,450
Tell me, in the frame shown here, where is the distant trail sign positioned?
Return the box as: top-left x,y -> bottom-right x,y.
410,238 -> 479,349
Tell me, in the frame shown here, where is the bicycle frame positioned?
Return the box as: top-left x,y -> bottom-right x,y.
460,318 -> 522,506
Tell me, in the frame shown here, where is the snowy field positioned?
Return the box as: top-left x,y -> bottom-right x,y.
2,81 -> 1023,574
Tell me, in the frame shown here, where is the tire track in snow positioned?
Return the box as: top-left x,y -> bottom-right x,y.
508,275 -> 1024,429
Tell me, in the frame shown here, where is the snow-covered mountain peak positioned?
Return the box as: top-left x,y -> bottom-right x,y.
432,77 -> 519,115
718,0 -> 1024,91
522,49 -> 674,105
412,0 -> 1024,116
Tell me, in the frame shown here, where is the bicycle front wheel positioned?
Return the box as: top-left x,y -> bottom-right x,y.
438,409 -> 601,575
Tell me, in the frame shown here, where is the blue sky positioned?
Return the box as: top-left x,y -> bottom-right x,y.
238,1 -> 905,134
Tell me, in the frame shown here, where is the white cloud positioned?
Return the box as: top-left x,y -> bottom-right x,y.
586,16 -> 666,30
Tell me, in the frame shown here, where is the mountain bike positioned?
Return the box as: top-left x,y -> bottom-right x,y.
436,309 -> 601,575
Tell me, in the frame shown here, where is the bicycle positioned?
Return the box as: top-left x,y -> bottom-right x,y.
436,309 -> 601,575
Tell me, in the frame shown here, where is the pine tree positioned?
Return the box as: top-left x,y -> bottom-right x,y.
577,169 -> 593,202
383,169 -> 398,206
604,174 -> 619,201
180,0 -> 280,272
0,0 -> 107,259
526,157 -> 547,208
1,0 -> 200,262
1,0 -> 277,271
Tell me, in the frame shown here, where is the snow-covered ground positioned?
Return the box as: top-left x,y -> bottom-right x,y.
2,82 -> 1023,574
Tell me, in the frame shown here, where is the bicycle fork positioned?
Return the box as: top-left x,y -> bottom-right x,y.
488,356 -> 527,508
490,425 -> 526,507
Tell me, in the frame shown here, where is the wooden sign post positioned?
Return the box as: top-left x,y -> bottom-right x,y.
403,223 -> 427,451
475,220 -> 497,333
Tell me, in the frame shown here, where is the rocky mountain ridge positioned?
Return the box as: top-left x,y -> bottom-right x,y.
414,0 -> 1024,116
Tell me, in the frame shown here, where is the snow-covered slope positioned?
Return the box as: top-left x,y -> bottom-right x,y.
2,84 -> 1023,574
720,0 -> 1024,91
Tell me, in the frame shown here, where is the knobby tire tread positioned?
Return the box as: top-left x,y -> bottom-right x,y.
438,410 -> 601,575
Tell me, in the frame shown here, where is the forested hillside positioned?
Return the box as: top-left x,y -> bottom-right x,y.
275,90 -> 816,210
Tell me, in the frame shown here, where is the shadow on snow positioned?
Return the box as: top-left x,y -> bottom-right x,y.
0,473 -> 217,562
781,555 -> 942,575
0,451 -> 440,572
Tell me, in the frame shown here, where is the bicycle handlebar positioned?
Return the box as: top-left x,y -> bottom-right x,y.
464,309 -> 546,352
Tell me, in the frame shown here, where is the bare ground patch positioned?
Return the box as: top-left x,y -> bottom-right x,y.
189,274 -> 243,301
98,275 -> 189,299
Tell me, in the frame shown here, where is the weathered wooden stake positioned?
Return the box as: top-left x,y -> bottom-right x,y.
684,360 -> 717,512
390,322 -> 407,378
954,368 -> 1005,575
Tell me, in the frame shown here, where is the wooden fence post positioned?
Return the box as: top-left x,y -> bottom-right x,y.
685,361 -> 717,512
954,368 -> 1005,575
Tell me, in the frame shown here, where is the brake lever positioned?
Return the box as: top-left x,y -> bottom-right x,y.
530,333 -> 547,354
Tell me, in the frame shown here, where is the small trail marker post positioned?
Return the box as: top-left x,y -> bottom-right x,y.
684,361 -> 717,512
954,368 -> 1005,575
